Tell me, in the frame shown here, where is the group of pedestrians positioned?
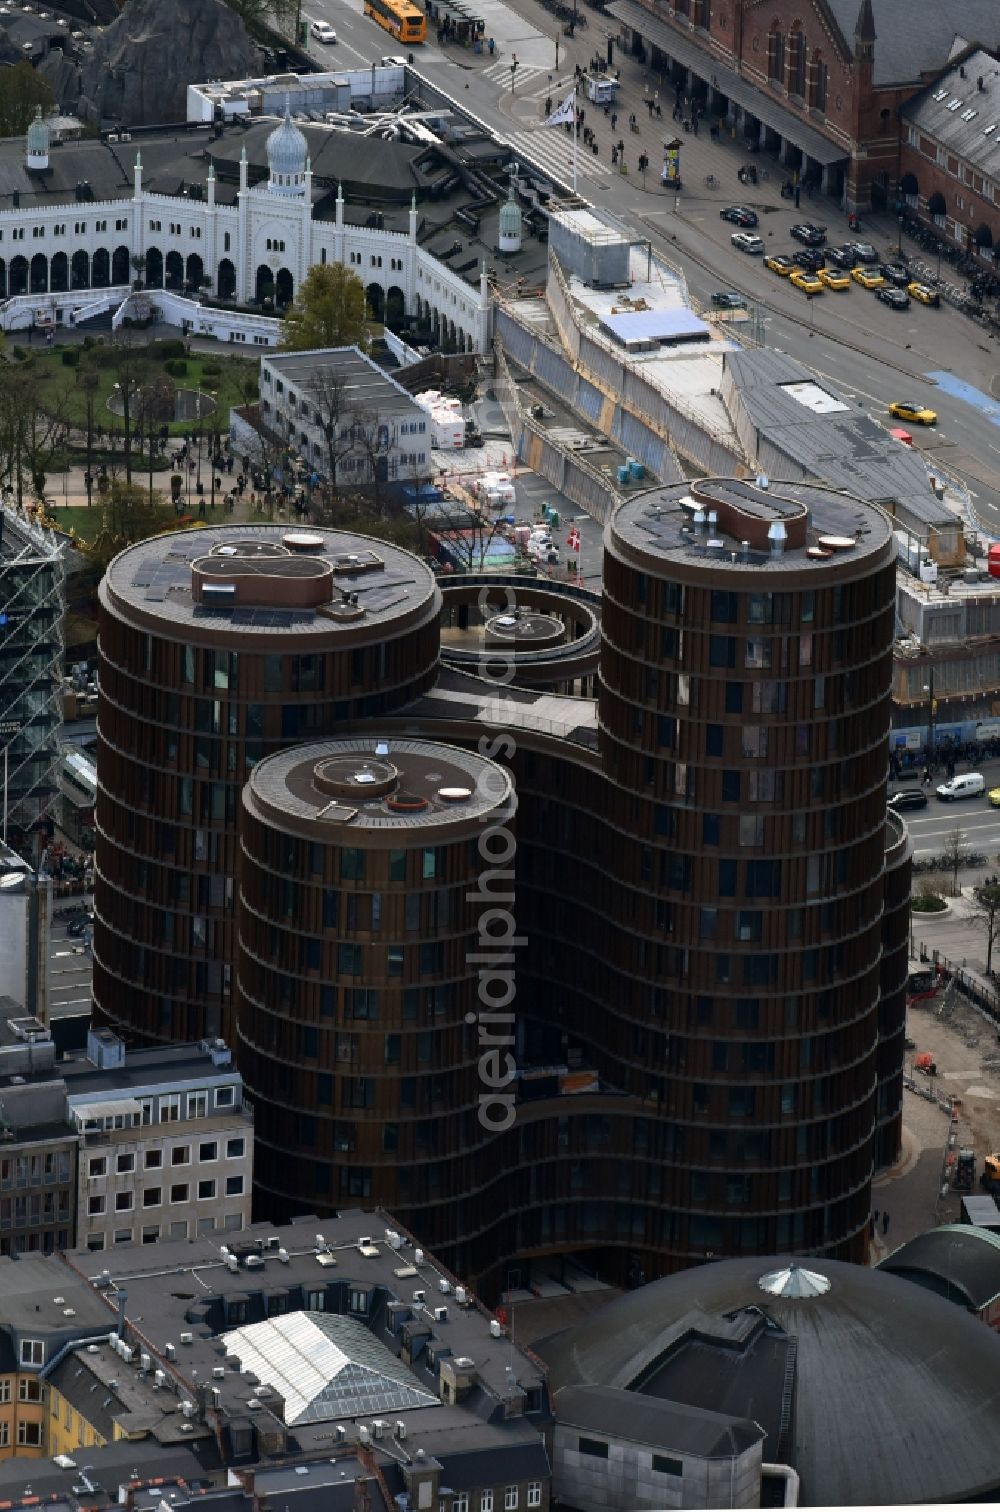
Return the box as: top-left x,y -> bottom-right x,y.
869,1209 -> 891,1240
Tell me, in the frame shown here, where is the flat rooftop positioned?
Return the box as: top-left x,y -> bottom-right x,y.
564,246 -> 738,444
102,526 -> 437,641
263,347 -> 423,413
58,1212 -> 547,1454
245,736 -> 512,837
610,477 -> 895,575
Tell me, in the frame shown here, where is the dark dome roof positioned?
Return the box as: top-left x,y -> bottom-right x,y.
537,1256 -> 1000,1506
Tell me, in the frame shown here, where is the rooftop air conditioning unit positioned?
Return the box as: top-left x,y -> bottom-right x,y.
433,1307 -> 448,1323
395,1421 -> 407,1441
438,1279 -> 450,1294
359,1426 -> 370,1446
414,1249 -> 424,1265
413,1289 -> 425,1303
455,1287 -> 468,1305
180,1333 -> 194,1345
212,1367 -> 225,1379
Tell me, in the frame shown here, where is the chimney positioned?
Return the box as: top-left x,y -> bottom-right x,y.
768,521 -> 787,556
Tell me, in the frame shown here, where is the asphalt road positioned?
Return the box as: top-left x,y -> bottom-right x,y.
893,757 -> 1000,859
302,0 -> 1000,529
48,903 -> 94,1022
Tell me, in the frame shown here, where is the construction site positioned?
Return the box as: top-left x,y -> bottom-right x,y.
879,947 -> 1000,1260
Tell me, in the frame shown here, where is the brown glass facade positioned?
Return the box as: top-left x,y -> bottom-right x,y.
235,739 -> 513,1234
96,486 -> 911,1299
92,528 -> 440,1045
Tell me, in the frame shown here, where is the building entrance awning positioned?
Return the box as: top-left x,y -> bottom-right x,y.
607,0 -> 849,167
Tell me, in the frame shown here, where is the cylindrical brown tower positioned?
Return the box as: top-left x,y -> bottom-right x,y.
235,736 -> 514,1261
589,478 -> 899,1266
93,527 -> 440,1046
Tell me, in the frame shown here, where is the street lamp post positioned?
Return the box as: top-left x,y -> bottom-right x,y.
924,670 -> 935,766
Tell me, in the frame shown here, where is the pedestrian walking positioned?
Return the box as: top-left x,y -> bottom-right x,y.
611,145 -> 618,165
882,1211 -> 890,1236
923,766 -> 931,786
610,111 -> 617,132
545,95 -> 552,116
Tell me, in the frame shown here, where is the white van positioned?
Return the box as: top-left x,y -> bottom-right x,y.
936,773 -> 986,801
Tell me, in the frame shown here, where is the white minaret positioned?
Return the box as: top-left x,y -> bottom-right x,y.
207,162 -> 216,210
409,191 -> 417,242
239,145 -> 248,194
133,150 -> 142,198
335,182 -> 344,230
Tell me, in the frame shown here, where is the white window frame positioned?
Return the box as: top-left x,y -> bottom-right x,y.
480,1495 -> 494,1512
20,1338 -> 43,1367
504,1492 -> 518,1512
526,1488 -> 541,1510
187,1091 -> 209,1120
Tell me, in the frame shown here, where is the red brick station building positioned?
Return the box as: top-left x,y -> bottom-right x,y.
610,0 -> 1000,224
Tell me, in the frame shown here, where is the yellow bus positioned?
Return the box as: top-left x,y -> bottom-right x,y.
364,0 -> 426,43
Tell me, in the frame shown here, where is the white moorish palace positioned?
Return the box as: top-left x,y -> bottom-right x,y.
1,76 -> 492,351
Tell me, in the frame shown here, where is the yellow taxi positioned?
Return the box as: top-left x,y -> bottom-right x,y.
789,271 -> 824,295
851,266 -> 885,289
888,400 -> 938,426
908,281 -> 941,306
764,254 -> 798,276
990,786 -> 1000,809
818,267 -> 851,290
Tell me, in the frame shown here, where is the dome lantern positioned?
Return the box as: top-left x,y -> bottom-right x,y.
26,106 -> 50,171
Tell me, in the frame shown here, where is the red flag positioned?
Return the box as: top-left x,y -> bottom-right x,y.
567,526 -> 581,552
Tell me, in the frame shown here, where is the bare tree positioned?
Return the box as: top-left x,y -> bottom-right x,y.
0,364 -> 69,509
107,330 -> 151,486
968,877 -> 1000,977
306,369 -> 365,505
429,496 -> 506,572
941,828 -> 968,899
135,376 -> 174,505
77,364 -> 101,507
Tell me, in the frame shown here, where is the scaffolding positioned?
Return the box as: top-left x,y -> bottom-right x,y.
0,507 -> 66,845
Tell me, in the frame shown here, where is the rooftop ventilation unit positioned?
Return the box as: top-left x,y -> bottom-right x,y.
490,1320 -> 502,1338
433,1306 -> 448,1323
414,1248 -> 424,1265
180,1333 -> 193,1346
438,1279 -> 451,1294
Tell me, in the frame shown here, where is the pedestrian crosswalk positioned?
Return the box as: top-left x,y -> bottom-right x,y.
480,59 -> 552,91
502,126 -> 612,184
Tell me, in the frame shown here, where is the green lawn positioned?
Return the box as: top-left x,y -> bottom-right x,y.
23,345 -> 258,437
